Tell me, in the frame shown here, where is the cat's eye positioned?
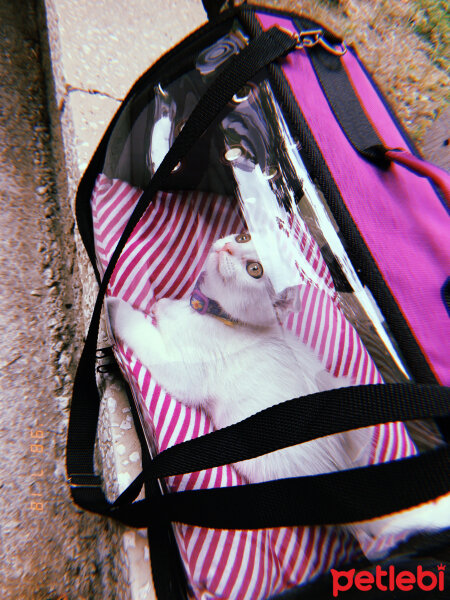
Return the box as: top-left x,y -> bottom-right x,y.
246,261 -> 263,279
235,232 -> 251,244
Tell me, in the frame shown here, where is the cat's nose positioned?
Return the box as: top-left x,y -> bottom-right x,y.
222,242 -> 233,255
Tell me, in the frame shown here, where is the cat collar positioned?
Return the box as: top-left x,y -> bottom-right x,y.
190,273 -> 237,327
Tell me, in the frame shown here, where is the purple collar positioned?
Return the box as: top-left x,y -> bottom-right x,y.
190,273 -> 237,326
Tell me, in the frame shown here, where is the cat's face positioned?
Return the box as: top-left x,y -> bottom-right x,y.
201,232 -> 298,327
213,232 -> 264,285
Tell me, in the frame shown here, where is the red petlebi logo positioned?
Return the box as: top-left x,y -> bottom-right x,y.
330,564 -> 446,596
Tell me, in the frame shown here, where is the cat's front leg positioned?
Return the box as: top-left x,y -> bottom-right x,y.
106,297 -> 168,367
107,297 -> 208,409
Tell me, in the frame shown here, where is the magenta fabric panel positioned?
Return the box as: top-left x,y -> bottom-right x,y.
257,12 -> 450,384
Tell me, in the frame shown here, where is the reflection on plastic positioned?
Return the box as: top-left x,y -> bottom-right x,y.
220,77 -> 410,379
196,25 -> 248,76
147,84 -> 177,175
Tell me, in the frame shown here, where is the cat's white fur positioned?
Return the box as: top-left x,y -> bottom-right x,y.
107,233 -> 450,556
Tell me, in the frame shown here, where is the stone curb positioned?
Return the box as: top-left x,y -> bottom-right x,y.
39,0 -> 207,598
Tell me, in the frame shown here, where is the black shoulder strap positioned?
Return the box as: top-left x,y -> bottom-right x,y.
68,380 -> 450,529
66,25 -> 298,517
113,383 -> 450,507
111,383 -> 449,530
111,444 -> 450,530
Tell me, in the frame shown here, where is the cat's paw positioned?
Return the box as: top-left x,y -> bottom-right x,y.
106,297 -> 132,337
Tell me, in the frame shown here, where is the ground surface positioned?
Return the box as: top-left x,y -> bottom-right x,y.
0,1 -> 118,598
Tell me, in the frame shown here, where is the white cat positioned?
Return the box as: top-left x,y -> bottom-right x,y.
107,232 -> 450,556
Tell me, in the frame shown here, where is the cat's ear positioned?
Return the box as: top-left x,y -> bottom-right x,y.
273,286 -> 302,314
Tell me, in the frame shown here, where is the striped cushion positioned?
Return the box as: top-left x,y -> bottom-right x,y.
92,173 -> 416,599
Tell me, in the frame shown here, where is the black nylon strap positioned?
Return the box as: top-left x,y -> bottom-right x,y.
66,26 -> 298,516
294,18 -> 389,167
159,446 -> 450,529
111,445 -> 450,529
115,383 -> 450,507
148,383 -> 450,479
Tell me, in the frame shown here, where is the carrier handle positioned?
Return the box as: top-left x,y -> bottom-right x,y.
386,149 -> 450,206
293,16 -> 450,203
66,25 -> 298,518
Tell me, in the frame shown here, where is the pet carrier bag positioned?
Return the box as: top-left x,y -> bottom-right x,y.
67,1 -> 450,598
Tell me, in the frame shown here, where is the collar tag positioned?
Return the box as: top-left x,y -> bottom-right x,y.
190,273 -> 237,326
190,290 -> 208,314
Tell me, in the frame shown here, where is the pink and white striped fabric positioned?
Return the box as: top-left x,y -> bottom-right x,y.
92,173 -> 416,599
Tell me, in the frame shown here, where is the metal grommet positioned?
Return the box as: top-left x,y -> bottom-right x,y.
232,85 -> 252,103
263,166 -> 278,180
223,147 -> 243,162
